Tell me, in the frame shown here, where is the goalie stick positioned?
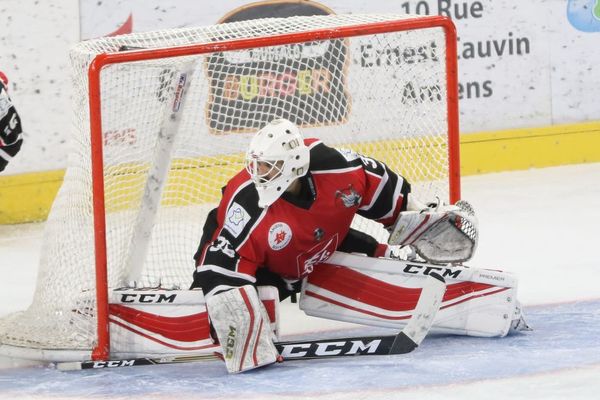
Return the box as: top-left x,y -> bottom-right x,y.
57,273 -> 445,371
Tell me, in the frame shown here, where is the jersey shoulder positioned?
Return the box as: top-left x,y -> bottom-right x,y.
218,170 -> 264,245
305,138 -> 360,172
221,169 -> 262,216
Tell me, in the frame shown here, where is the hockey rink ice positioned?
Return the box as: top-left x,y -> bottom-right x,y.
1,162 -> 599,400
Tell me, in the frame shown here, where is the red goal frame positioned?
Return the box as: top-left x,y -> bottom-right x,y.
87,15 -> 460,360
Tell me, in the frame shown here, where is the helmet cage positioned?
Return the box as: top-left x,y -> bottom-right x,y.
245,158 -> 285,186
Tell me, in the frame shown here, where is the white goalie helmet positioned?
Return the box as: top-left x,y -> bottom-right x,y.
245,118 -> 310,208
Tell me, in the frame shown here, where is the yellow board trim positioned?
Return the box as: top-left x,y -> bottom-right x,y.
0,170 -> 65,224
1,120 -> 599,224
461,120 -> 600,175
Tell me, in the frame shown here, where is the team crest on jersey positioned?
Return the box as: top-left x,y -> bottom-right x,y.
335,185 -> 362,208
297,234 -> 338,276
268,222 -> 292,251
223,202 -> 251,238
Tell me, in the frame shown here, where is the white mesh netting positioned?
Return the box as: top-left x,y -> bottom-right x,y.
0,14 -> 456,355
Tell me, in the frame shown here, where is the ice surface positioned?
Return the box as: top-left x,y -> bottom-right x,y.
1,162 -> 599,399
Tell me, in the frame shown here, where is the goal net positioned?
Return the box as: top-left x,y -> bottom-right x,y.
0,14 -> 459,361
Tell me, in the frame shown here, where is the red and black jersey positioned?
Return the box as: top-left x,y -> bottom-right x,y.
0,72 -> 23,172
194,139 -> 410,298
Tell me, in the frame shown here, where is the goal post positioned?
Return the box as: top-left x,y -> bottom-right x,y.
89,15 -> 459,360
0,14 -> 460,362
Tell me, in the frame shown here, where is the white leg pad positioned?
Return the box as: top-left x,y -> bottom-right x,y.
301,252 -> 520,338
206,285 -> 278,373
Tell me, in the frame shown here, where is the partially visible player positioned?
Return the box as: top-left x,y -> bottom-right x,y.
192,118 -> 475,373
0,71 -> 23,172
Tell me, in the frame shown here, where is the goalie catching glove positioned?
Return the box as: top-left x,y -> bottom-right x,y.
206,285 -> 279,373
388,198 -> 478,264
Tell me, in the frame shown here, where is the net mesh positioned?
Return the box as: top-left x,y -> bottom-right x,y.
0,14 -> 455,354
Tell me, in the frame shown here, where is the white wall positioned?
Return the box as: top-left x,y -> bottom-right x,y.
0,1 -> 79,174
1,0 -> 599,174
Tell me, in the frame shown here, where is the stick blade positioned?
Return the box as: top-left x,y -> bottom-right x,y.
389,332 -> 418,354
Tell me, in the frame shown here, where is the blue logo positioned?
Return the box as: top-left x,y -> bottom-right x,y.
567,0 -> 600,32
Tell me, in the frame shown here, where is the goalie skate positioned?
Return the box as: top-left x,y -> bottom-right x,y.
510,301 -> 532,332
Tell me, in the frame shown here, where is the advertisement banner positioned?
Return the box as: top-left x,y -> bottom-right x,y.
79,0 -> 600,133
